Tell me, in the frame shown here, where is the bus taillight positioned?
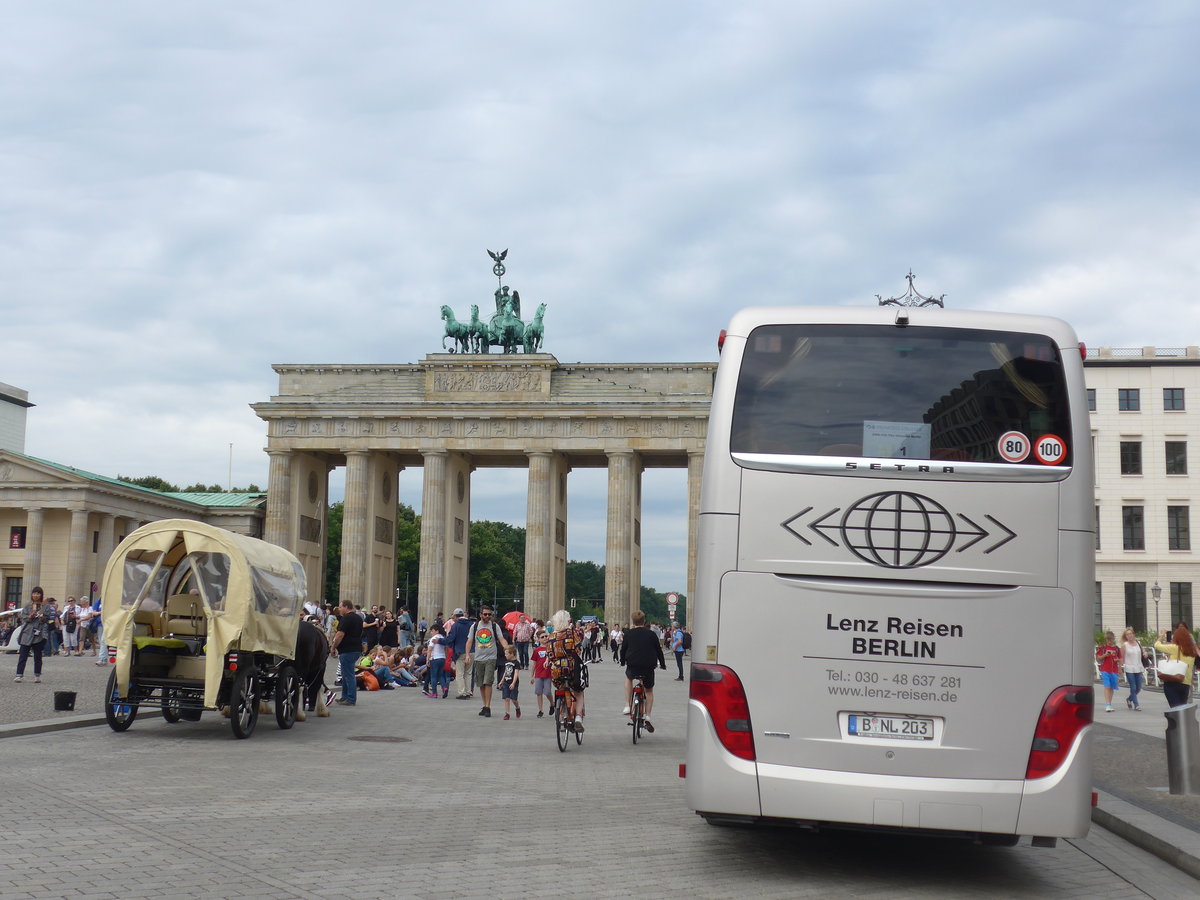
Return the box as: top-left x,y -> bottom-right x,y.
717,329 -> 727,352
1026,685 -> 1093,779
690,663 -> 755,761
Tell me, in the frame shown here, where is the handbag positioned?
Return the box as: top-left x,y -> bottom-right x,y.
1158,657 -> 1188,683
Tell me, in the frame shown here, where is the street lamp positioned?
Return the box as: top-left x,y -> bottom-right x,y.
1152,581 -> 1162,637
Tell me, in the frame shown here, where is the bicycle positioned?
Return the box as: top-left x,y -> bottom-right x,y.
553,685 -> 583,752
629,676 -> 647,744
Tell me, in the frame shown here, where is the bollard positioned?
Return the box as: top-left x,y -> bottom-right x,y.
1164,702 -> 1200,795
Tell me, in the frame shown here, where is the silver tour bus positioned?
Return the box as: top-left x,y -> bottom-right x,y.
686,305 -> 1094,846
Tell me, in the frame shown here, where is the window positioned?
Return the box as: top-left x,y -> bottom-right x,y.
1171,583 -> 1193,629
1164,388 -> 1185,411
4,576 -> 22,609
1119,441 -> 1142,475
8,526 -> 26,550
1094,582 -> 1103,632
1166,441 -> 1188,475
1087,388 -> 1096,411
729,324 -> 1073,465
1124,582 -> 1147,632
1168,506 -> 1191,550
1122,505 -> 1145,550
1094,505 -> 1101,550
1118,389 -> 1140,411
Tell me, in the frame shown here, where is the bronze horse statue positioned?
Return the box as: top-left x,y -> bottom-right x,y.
440,305 -> 472,353
523,303 -> 547,354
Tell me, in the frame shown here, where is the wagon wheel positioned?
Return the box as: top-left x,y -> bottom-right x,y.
229,666 -> 259,739
274,664 -> 301,730
104,668 -> 138,732
161,687 -> 183,723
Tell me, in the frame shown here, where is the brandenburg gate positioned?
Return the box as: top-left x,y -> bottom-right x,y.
251,354 -> 714,626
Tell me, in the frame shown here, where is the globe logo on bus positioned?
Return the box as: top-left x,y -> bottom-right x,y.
840,491 -> 956,569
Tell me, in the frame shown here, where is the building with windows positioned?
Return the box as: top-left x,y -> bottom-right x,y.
0,386 -> 265,608
1089,346 -> 1200,637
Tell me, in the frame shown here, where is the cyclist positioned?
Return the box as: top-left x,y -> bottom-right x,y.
548,609 -> 586,732
618,610 -> 666,733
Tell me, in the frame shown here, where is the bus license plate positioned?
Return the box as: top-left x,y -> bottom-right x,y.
848,714 -> 934,741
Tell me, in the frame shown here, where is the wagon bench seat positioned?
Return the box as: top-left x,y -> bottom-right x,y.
133,637 -> 189,651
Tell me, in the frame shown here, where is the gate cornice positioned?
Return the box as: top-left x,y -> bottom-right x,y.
253,355 -> 716,466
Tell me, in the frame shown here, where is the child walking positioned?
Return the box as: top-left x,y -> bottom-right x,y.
500,645 -> 521,720
531,629 -> 553,717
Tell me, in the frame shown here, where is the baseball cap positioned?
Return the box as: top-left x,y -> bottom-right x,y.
453,608 -> 465,616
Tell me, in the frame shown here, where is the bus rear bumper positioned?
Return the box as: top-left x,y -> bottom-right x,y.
687,703 -> 1092,839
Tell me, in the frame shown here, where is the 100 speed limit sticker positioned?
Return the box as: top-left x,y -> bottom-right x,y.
997,432 -> 1068,465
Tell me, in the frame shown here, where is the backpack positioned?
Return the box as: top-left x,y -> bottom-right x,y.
682,631 -> 692,650
64,611 -> 78,634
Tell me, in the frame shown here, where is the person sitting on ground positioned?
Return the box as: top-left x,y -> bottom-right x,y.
355,645 -> 394,690
388,647 -> 421,686
409,646 -> 430,692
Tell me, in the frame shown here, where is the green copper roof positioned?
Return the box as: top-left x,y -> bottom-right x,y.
8,452 -> 264,508
160,492 -> 265,508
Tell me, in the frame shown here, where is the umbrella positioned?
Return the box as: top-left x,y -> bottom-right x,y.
501,610 -> 528,637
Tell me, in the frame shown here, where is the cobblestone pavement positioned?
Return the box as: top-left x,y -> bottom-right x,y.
1,656 -> 1199,899
1,648 -> 112,726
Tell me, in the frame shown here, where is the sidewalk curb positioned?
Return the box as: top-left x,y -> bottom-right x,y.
0,714 -> 105,739
1093,789 -> 1200,881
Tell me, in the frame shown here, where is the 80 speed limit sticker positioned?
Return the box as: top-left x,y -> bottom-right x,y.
997,431 -> 1030,463
1033,434 -> 1067,465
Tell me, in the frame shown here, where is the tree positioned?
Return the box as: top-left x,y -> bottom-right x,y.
325,502 -> 343,602
467,521 -> 525,614
395,503 -> 420,610
118,474 -> 180,492
180,482 -> 264,493
565,560 -> 604,603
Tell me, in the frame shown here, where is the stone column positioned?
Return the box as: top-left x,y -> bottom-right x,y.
95,514 -> 118,593
339,450 -> 370,609
524,451 -> 554,621
686,449 -> 704,617
264,449 -> 293,549
66,507 -> 91,600
605,451 -> 637,628
417,451 -> 448,624
22,507 -> 44,591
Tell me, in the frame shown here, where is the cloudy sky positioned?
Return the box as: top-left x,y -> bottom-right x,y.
4,2 -> 1198,592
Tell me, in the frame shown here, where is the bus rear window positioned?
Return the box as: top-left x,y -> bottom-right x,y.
730,324 -> 1072,467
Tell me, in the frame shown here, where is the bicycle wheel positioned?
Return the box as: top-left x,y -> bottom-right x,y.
631,693 -> 642,744
555,696 -> 569,752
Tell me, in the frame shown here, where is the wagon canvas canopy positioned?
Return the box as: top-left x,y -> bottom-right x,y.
101,519 -> 306,708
